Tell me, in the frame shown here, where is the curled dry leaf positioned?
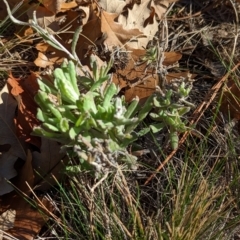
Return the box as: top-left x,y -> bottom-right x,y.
78,6 -> 90,25
34,52 -> 53,68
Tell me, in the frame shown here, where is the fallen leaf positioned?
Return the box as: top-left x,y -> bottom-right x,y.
17,150 -> 35,195
3,194 -> 52,240
27,5 -> 60,32
78,6 -> 90,25
124,76 -> 158,102
163,51 -> 182,65
166,71 -> 197,84
34,42 -> 66,67
101,11 -> 142,48
7,73 -> 24,96
98,0 -> 127,14
39,0 -> 63,14
0,151 -> 52,240
7,73 -> 41,148
35,42 -> 49,52
0,209 -> 16,231
32,138 -> 66,190
119,4 -> 158,49
59,7 -> 91,45
75,11 -> 102,62
220,78 -> 240,120
112,49 -> 158,102
150,0 -> 171,19
112,48 -> 182,101
0,85 -> 26,195
34,52 -> 62,68
34,52 -> 51,68
60,1 -> 78,12
119,0 -> 152,30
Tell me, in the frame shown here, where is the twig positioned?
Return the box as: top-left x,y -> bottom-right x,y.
89,172 -> 109,192
144,61 -> 240,185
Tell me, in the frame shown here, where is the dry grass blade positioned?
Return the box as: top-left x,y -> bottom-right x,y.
168,175 -> 233,239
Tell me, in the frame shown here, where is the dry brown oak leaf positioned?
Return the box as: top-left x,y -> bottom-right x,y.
118,3 -> 158,49
98,0 -> 127,14
0,85 -> 26,195
7,72 -> 41,148
101,11 -> 143,49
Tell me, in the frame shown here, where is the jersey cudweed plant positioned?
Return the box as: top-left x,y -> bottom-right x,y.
150,82 -> 193,150
32,57 -> 193,174
33,58 -> 153,173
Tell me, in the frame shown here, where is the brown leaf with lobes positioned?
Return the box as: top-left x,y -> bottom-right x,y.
0,85 -> 26,195
101,11 -> 142,48
7,73 -> 41,148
